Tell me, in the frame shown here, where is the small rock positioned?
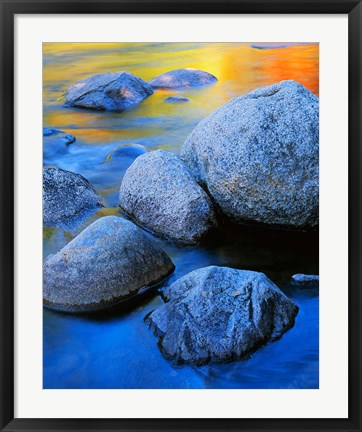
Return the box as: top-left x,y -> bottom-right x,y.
150,68 -> 217,89
164,96 -> 189,103
43,167 -> 104,228
43,216 -> 175,312
291,274 -> 319,287
43,128 -> 76,145
119,150 -> 216,245
65,71 -> 153,111
106,143 -> 149,162
146,266 -> 298,365
181,80 -> 319,229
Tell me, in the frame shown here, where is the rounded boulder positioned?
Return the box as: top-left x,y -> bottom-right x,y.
119,150 -> 216,245
146,266 -> 298,365
43,216 -> 175,312
43,167 -> 104,228
150,68 -> 217,89
181,80 -> 319,228
65,71 -> 153,111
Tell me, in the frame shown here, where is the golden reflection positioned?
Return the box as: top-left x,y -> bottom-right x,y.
43,42 -> 319,145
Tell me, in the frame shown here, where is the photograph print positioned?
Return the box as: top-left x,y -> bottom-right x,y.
43,42 -> 319,389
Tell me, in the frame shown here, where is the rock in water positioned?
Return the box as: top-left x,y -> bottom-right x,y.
43,128 -> 76,163
43,128 -> 76,145
146,266 -> 298,365
43,167 -> 104,228
150,68 -> 217,89
65,71 -> 153,111
43,216 -> 175,312
164,96 -> 189,103
119,150 -> 216,245
181,80 -> 319,228
106,143 -> 149,162
291,274 -> 319,287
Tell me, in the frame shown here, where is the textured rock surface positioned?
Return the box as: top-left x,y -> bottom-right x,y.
150,68 -> 217,89
43,216 -> 175,312
119,150 -> 216,245
43,167 -> 104,228
65,71 -> 153,111
164,96 -> 189,103
291,274 -> 319,287
146,266 -> 298,365
181,80 -> 319,228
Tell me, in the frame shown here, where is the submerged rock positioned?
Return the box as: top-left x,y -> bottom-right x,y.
150,68 -> 217,89
106,143 -> 149,162
146,266 -> 298,365
43,128 -> 76,145
119,150 -> 216,245
43,216 -> 175,312
181,80 -> 319,229
291,274 -> 319,287
164,96 -> 189,103
43,167 -> 104,228
43,128 -> 76,162
65,71 -> 153,111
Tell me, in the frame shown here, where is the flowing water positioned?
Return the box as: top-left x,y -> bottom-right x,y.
43,42 -> 319,389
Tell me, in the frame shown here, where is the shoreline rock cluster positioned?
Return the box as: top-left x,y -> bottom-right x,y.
43,75 -> 319,365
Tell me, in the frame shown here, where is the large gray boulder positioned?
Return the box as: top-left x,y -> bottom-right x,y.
119,150 -> 216,245
65,71 -> 153,111
43,216 -> 175,312
146,266 -> 298,365
181,80 -> 319,228
149,68 -> 217,89
43,167 -> 104,228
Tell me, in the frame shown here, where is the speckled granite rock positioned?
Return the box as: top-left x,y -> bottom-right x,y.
164,96 -> 189,103
291,274 -> 319,287
150,68 -> 217,89
65,71 -> 153,111
146,266 -> 298,365
119,150 -> 216,245
43,167 -> 104,228
181,80 -> 319,228
43,216 -> 175,312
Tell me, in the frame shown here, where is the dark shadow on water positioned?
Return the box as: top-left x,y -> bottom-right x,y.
44,284 -> 165,323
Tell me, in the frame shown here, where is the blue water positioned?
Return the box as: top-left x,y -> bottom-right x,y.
43,43 -> 319,389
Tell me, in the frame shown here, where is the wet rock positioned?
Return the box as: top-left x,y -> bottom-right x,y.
181,80 -> 319,228
43,216 -> 175,312
106,143 -> 149,162
65,71 -> 153,111
119,150 -> 216,245
146,266 -> 298,365
150,68 -> 217,89
43,167 -> 104,228
43,128 -> 76,145
43,128 -> 76,162
164,96 -> 189,103
251,44 -> 289,50
291,274 -> 319,287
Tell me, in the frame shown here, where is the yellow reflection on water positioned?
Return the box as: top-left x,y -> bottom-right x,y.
43,42 -> 319,145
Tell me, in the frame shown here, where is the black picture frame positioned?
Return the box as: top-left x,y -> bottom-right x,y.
1,1 -> 361,431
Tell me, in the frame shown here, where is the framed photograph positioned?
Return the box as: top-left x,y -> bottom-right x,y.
1,0 -> 361,431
